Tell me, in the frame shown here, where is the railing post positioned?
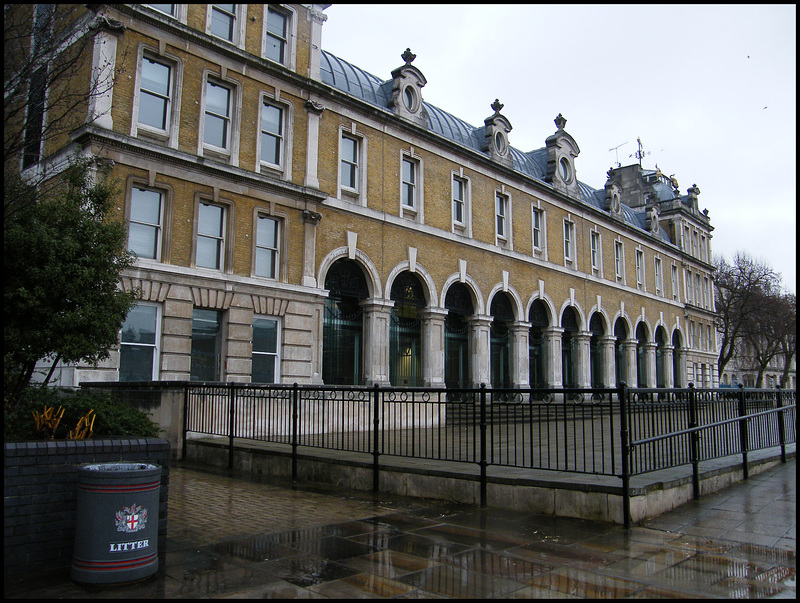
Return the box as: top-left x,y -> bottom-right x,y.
737,384 -> 749,479
688,383 -> 700,499
479,383 -> 488,508
291,383 -> 299,482
618,381 -> 631,529
182,383 -> 189,460
228,383 -> 235,469
372,383 -> 381,492
776,385 -> 787,463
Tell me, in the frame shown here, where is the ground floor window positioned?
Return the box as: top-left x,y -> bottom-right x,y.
119,303 -> 159,381
390,272 -> 425,387
191,308 -> 222,381
322,259 -> 368,385
252,316 -> 279,383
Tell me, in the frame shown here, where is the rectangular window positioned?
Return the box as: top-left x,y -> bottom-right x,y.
635,250 -> 644,287
655,258 -> 663,294
563,220 -> 574,262
128,187 -> 163,260
119,304 -> 159,381
703,276 -> 709,308
210,4 -> 236,41
496,194 -> 508,239
615,241 -> 623,280
138,56 -> 171,132
696,274 -> 702,306
255,214 -> 279,279
260,101 -> 283,166
692,231 -> 699,258
532,208 -> 542,250
252,316 -> 279,383
265,7 -> 287,64
402,157 -> 416,208
340,134 -> 359,190
196,202 -> 225,270
452,176 -> 465,225
672,265 -> 679,300
687,269 -> 694,302
146,5 -> 175,16
204,80 -> 231,150
590,231 -> 600,271
191,309 -> 221,381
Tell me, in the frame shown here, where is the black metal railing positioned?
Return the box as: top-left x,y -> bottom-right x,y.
182,382 -> 795,527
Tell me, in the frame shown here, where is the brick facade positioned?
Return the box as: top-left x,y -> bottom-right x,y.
26,4 -> 718,390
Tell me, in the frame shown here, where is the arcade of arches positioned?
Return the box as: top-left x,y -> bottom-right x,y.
321,258 -> 689,389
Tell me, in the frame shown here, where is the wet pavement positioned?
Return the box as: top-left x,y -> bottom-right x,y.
5,457 -> 795,599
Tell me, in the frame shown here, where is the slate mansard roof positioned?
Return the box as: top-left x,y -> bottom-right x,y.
320,50 -> 672,242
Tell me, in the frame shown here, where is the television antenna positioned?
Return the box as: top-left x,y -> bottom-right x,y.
608,142 -> 628,168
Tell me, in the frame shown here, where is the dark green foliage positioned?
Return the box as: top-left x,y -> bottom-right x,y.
4,159 -> 137,404
4,387 -> 161,442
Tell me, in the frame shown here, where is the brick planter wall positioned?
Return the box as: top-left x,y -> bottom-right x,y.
3,438 -> 170,581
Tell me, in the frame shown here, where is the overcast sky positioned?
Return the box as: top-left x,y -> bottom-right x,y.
320,4 -> 797,293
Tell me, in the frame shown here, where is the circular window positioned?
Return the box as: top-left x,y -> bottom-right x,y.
495,131 -> 507,154
559,157 -> 572,183
611,191 -> 621,213
404,87 -> 416,111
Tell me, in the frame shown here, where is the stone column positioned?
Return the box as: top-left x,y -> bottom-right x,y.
662,344 -> 675,388
600,335 -> 616,388
644,342 -> 658,388
421,307 -> 448,387
361,298 -> 393,386
575,331 -> 592,388
301,209 -> 321,288
510,321 -> 532,388
623,338 -> 638,387
545,326 -> 564,387
469,315 -> 493,387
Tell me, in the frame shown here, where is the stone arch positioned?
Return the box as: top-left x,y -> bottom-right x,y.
486,284 -> 524,322
385,261 -> 438,308
318,247 -> 382,299
440,273 -> 485,315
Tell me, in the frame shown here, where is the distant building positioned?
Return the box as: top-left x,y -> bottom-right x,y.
20,4 -> 718,389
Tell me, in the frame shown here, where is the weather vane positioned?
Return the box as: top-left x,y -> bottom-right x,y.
629,137 -> 651,166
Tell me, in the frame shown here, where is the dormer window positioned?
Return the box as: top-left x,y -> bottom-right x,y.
483,99 -> 513,168
389,49 -> 428,127
559,156 -> 572,183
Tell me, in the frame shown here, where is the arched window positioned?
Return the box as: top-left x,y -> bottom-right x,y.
390,272 -> 426,386
672,330 -> 684,387
323,259 -> 368,385
636,323 -> 648,387
655,327 -> 667,388
528,300 -> 549,388
589,313 -> 605,388
490,293 -> 514,388
614,319 -> 628,386
444,283 -> 473,389
561,307 -> 580,388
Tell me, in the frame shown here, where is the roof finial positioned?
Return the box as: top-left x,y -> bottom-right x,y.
401,48 -> 416,64
491,99 -> 504,114
554,113 -> 567,130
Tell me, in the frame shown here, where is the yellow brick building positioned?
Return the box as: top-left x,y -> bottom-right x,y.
25,4 -> 718,389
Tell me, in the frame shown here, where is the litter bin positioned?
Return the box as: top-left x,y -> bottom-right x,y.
71,462 -> 161,584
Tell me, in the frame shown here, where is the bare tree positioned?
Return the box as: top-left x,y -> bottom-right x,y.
713,251 -> 781,379
777,293 -> 796,388
4,4 -> 124,220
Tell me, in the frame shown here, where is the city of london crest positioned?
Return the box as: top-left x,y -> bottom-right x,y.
115,503 -> 148,533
